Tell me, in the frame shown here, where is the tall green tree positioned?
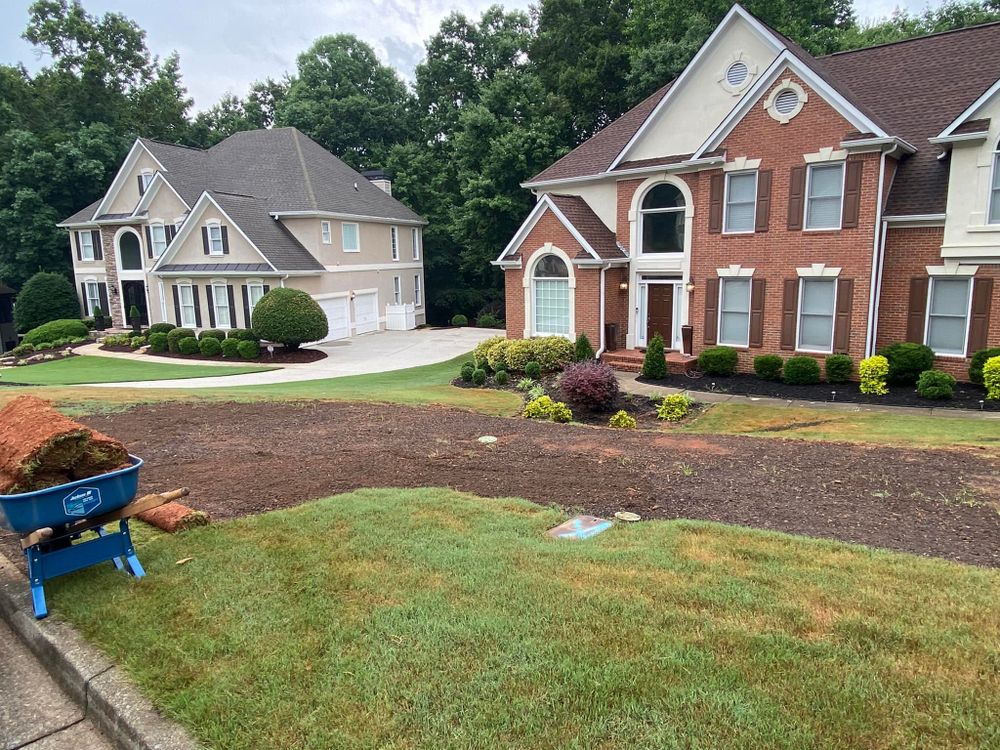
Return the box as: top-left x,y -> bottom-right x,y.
188,78 -> 288,147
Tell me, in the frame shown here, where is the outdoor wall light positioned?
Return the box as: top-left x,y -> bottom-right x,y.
618,281 -> 628,291
685,281 -> 695,293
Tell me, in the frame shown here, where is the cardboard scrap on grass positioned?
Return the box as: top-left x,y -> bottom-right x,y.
548,515 -> 613,540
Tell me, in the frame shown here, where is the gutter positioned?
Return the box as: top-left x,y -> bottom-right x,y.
596,263 -> 609,357
865,143 -> 899,357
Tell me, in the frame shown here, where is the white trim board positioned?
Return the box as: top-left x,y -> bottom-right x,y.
93,139 -> 167,219
133,172 -> 190,216
494,194 -> 609,263
936,76 -> 1000,138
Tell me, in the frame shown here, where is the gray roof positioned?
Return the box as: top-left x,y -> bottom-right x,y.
158,263 -> 275,273
210,191 -> 324,271
60,198 -> 102,226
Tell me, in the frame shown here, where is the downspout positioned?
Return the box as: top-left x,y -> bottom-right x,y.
865,144 -> 898,357
596,263 -> 609,357
280,275 -> 288,288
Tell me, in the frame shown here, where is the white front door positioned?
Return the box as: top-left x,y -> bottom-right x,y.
636,280 -> 683,349
353,291 -> 379,334
318,297 -> 351,342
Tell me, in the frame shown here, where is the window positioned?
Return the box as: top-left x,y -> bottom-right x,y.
178,284 -> 197,327
247,282 -> 266,325
414,274 -> 422,307
78,231 -> 95,261
805,163 -> 844,230
321,221 -> 332,244
718,278 -> 751,346
411,227 -> 420,260
140,170 -> 153,192
391,226 -> 399,260
726,61 -> 749,88
724,172 -> 757,233
118,232 -> 143,270
990,141 -> 1000,224
150,223 -> 167,257
207,224 -> 224,255
640,184 -> 685,253
392,275 -> 402,304
797,278 -> 837,352
342,223 -> 360,252
84,281 -> 101,316
212,283 -> 231,328
925,277 -> 971,356
532,254 -> 570,335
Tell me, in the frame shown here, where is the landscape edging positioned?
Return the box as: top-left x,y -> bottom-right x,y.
0,554 -> 200,750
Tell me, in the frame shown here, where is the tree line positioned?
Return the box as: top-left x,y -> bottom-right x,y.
2,0 -> 998,324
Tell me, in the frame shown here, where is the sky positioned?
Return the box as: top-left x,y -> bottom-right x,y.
0,0 -> 930,112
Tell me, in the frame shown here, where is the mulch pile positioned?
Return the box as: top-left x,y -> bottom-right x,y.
0,396 -> 130,494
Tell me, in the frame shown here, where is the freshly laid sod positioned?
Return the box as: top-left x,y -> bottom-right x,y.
51,489 -> 999,749
0,355 -> 274,385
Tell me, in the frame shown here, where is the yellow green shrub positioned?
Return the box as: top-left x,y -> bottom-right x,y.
609,410 -> 636,429
657,394 -> 692,422
523,395 -> 555,419
859,355 -> 889,396
984,356 -> 1000,400
473,335 -> 506,366
548,401 -> 573,423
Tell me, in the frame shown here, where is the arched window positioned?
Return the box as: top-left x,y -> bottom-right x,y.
118,232 -> 143,270
641,184 -> 685,253
532,254 -> 570,335
990,138 -> 1000,224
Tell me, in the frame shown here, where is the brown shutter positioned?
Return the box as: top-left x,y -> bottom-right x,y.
192,286 -> 202,327
80,282 -> 88,315
73,232 -> 82,261
137,175 -> 145,195
780,278 -> 799,350
703,277 -> 719,344
967,277 -> 994,355
91,230 -> 102,260
754,170 -> 772,233
749,278 -> 766,347
144,225 -> 154,258
172,285 -> 182,325
202,226 -> 210,254
787,166 -> 806,230
905,277 -> 929,343
708,174 -> 724,233
206,285 -> 216,328
833,278 -> 854,353
227,285 -> 237,327
166,224 -> 176,242
242,285 -> 251,328
98,283 -> 109,316
842,160 -> 863,229
221,226 -> 230,254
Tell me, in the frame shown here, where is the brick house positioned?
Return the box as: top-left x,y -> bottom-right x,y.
494,4 -> 1000,380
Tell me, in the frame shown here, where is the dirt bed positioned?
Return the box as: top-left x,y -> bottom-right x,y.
20,400 -> 986,569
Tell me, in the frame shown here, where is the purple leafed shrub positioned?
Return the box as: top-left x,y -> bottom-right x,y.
559,361 -> 620,410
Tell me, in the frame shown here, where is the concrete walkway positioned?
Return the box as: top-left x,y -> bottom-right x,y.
84,327 -> 497,389
618,372 -> 1000,420
0,617 -> 112,750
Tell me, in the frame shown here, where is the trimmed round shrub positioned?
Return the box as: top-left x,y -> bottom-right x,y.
523,395 -> 555,419
14,272 -> 81,333
880,342 -> 935,385
524,361 -> 542,380
472,368 -> 487,385
641,333 -> 667,379
657,394 -> 693,422
574,332 -> 595,362
251,288 -> 328,350
969,347 -> 1000,385
825,354 -> 853,384
166,327 -> 196,353
783,356 -> 821,385
548,401 -> 573,423
505,337 -> 574,372
227,328 -> 259,342
178,336 -> 200,355
859,355 -> 890,395
199,328 -> 227,342
237,340 -> 260,359
560,361 -> 619,410
609,410 -> 636,429
753,354 -> 783,381
221,338 -> 241,358
148,332 -> 169,353
916,369 -> 955,400
147,322 -> 176,336
460,363 -> 475,382
698,346 -> 738,376
476,312 -> 503,328
198,337 -> 222,357
494,370 -> 510,386
451,314 -> 468,327
23,319 -> 88,346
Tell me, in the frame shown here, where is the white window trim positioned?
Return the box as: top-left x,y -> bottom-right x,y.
392,275 -> 402,304
796,263 -> 842,278
411,227 -> 420,260
177,282 -> 197,328
717,277 -> 751,348
206,221 -> 224,256
923,276 -> 973,358
414,274 -> 422,307
803,162 -> 845,232
796,277 -> 838,354
522,244 -> 575,339
723,170 -> 758,234
718,52 -> 757,95
321,220 -> 332,245
342,222 -> 360,253
247,281 -> 266,325
717,264 -> 755,278
173,216 -> 186,231
83,279 -> 101,316
638,184 -> 687,255
140,169 -> 154,191
78,230 -> 95,261
391,226 -> 399,260
989,141 -> 1000,225
211,280 -> 232,329
150,221 -> 168,258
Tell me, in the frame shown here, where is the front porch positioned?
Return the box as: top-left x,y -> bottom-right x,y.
602,348 -> 697,374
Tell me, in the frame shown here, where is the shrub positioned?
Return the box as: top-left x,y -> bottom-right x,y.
472,368 -> 487,385
657,394 -> 692,422
14,272 -> 81,332
91,307 -> 107,331
485,339 -> 511,372
129,336 -> 146,350
221,338 -> 241,358
516,377 -> 535,391
227,328 -> 259,342
969,347 -> 1000,385
494,370 -> 510,386
825,354 -> 853,384
251,288 -> 328,350
167,327 -> 195,353
523,395 -> 555,419
102,333 -> 131,347
11,343 -> 34,357
880,342 -> 935,385
916,369 -> 955,400
548,401 -> 573,423
178,336 -> 200,355
82,317 -> 95,330
641,333 -> 667,379
147,322 -> 176,336
859,355 -> 890,395
198,337 -> 222,357
574,332 -> 595,362
984,356 -> 1000,399
753,354 -> 783,381
524,361 -> 542,379
148,332 -> 169,352
698,346 -> 738,376
237,340 -> 260,359
451,314 -> 468,327
460,363 -> 475,382
34,341 -> 54,351
199,328 -> 227,341
527,386 -> 545,400
783,356 -> 821,385
128,305 -> 142,332
476,312 -> 503,328
560,361 -> 619,410
23,319 -> 89,346
473,335 -> 505,366
505,337 -> 574,372
609,410 -> 637,429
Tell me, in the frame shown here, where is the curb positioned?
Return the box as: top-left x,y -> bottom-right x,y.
0,554 -> 200,750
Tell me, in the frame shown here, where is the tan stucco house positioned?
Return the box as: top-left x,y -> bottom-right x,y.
58,127 -> 426,340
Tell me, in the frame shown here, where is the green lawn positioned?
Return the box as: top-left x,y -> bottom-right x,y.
52,489 -> 999,749
0,355 -> 274,385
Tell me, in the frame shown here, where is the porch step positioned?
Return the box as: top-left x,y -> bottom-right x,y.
602,349 -> 697,375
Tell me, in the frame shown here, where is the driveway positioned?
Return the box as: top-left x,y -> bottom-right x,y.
86,327 -> 497,389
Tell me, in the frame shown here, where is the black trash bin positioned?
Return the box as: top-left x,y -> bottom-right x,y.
604,322 -> 619,352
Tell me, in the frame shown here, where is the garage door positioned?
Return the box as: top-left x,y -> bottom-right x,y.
353,291 -> 378,334
318,297 -> 351,342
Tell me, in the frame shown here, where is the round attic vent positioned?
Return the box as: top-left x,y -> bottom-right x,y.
725,61 -> 749,88
774,88 -> 800,115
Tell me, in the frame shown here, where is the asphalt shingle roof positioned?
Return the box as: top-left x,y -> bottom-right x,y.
549,195 -> 625,260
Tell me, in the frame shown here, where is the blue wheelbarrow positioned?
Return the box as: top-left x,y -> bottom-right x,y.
0,456 -> 188,618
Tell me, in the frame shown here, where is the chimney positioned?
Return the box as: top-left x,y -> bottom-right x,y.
362,169 -> 393,196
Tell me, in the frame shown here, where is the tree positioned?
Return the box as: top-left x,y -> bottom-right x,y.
13,271 -> 80,332
187,78 -> 288,147
250,288 -> 328,350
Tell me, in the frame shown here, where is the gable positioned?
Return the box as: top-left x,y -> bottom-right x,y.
138,176 -> 189,225
95,141 -> 166,218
